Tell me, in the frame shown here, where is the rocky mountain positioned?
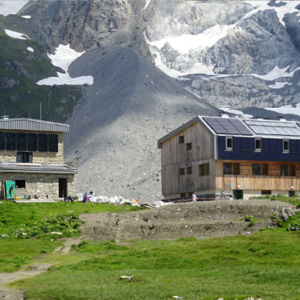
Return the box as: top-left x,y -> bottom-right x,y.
19,0 -> 300,112
65,47 -> 218,201
1,0 -> 300,200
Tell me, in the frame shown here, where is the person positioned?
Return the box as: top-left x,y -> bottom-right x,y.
82,192 -> 88,203
87,191 -> 94,202
192,192 -> 197,202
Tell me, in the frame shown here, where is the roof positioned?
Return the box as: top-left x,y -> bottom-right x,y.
0,163 -> 76,175
158,116 -> 300,148
0,118 -> 69,133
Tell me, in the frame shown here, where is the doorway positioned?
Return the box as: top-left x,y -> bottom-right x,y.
233,189 -> 243,200
59,178 -> 67,198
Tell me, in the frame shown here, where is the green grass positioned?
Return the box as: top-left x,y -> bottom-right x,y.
12,231 -> 300,300
0,202 -> 141,272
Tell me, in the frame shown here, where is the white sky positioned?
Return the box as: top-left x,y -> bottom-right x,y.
0,0 -> 29,16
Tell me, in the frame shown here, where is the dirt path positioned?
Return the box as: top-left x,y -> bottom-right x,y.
0,238 -> 81,300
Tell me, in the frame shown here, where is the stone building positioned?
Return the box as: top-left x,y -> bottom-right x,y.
0,117 -> 76,200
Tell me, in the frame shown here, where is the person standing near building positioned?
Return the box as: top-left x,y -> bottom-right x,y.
192,193 -> 197,202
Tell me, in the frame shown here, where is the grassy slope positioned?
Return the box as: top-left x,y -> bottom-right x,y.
1,198 -> 300,299
0,16 -> 81,122
13,232 -> 300,300
0,202 -> 140,272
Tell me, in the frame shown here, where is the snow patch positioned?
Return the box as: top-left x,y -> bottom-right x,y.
4,29 -> 30,40
149,24 -> 236,55
246,1 -> 300,27
26,46 -> 34,53
269,81 -> 289,89
36,44 -> 94,86
0,0 -> 29,16
220,107 -> 253,119
21,15 -> 31,19
252,66 -> 300,81
266,103 -> 300,117
144,0 -> 151,10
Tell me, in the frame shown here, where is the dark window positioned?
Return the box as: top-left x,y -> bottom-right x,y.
15,180 -> 25,188
290,165 -> 295,176
261,190 -> 271,195
179,168 -> 185,175
233,163 -> 240,175
0,132 -> 4,150
38,134 -> 48,152
199,163 -> 209,176
255,139 -> 261,151
187,166 -> 192,174
188,192 -> 193,198
223,163 -> 232,175
49,134 -> 58,152
186,143 -> 192,151
179,136 -> 184,144
280,164 -> 295,176
5,132 -> 16,150
283,140 -> 289,152
17,133 -> 27,151
253,163 -> 268,175
223,163 -> 240,175
17,152 -> 32,163
28,133 -> 37,151
226,137 -> 233,150
180,193 -> 186,198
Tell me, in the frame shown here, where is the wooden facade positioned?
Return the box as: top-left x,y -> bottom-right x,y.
158,116 -> 300,200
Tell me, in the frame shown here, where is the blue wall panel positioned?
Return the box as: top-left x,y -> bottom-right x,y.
217,136 -> 300,162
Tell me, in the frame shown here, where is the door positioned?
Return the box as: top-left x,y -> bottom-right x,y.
59,178 -> 67,198
233,189 -> 243,200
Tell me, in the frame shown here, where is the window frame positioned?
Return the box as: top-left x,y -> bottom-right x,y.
255,138 -> 261,152
199,163 -> 210,176
186,166 -> 193,175
15,180 -> 26,189
225,137 -> 233,151
179,168 -> 185,176
178,136 -> 184,144
253,163 -> 268,176
283,139 -> 290,153
186,142 -> 192,151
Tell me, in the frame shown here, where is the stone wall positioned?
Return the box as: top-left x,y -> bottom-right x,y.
0,173 -> 75,199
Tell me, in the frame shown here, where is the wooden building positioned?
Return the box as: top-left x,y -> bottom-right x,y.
158,116 -> 300,200
0,117 -> 76,200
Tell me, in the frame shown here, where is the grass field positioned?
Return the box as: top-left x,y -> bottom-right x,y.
1,198 -> 300,299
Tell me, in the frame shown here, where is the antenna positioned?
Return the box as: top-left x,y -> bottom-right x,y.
40,102 -> 42,120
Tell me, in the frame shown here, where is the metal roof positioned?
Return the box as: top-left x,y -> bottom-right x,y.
0,163 -> 76,174
158,116 -> 300,148
0,118 -> 69,133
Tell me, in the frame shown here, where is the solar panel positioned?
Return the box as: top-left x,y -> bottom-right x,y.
203,117 -> 253,136
245,120 -> 300,136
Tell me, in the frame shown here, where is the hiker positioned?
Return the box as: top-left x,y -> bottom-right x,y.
192,192 -> 197,202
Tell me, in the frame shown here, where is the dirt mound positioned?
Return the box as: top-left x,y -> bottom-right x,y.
80,200 -> 294,241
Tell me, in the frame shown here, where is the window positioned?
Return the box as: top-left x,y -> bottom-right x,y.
188,192 -> 193,198
17,133 -> 27,151
17,152 -> 32,163
252,163 -> 268,175
280,164 -> 295,176
283,140 -> 290,153
6,132 -> 16,150
0,133 -> 4,150
15,180 -> 25,188
180,193 -> 186,198
223,163 -> 240,175
38,134 -> 48,152
199,163 -> 209,176
226,137 -> 233,150
179,168 -> 185,175
255,138 -> 261,152
261,190 -> 271,195
186,143 -> 192,151
49,134 -> 58,152
179,136 -> 184,144
28,133 -> 37,151
187,166 -> 192,174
